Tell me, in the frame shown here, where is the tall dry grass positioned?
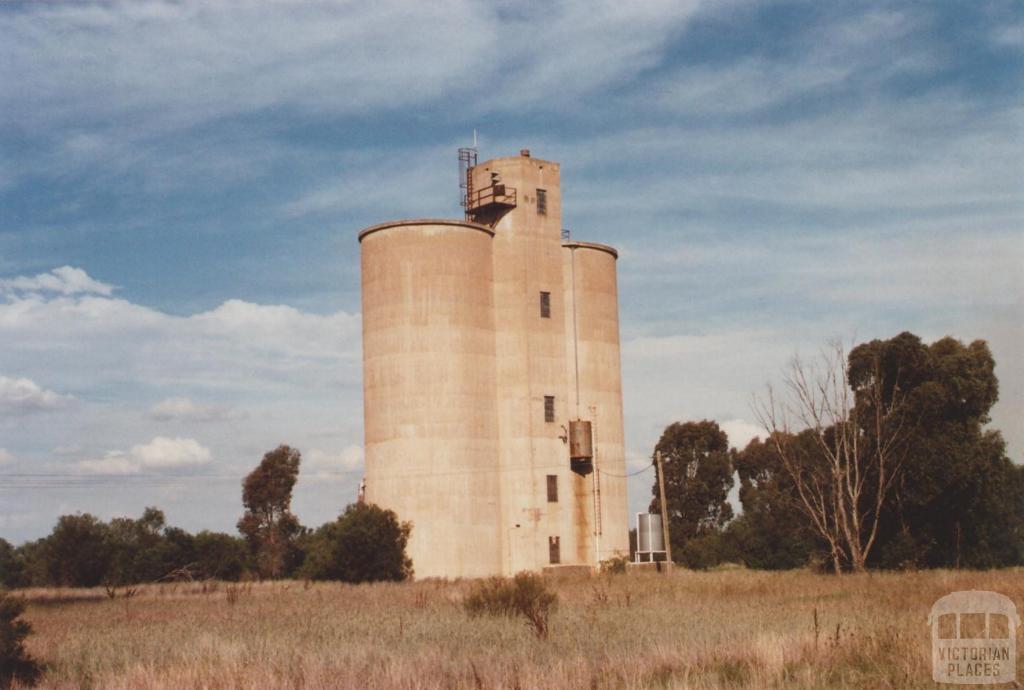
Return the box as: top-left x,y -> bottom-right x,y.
11,567 -> 1024,689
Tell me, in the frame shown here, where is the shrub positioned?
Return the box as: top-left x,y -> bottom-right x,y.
600,555 -> 630,574
192,531 -> 250,581
678,531 -> 737,570
0,592 -> 41,689
464,572 -> 557,638
300,503 -> 412,583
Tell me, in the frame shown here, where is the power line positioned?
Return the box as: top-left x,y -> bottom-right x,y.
600,462 -> 655,478
0,460 -> 656,489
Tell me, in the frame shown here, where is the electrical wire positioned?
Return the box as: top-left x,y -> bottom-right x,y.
599,462 -> 655,478
0,460 -> 657,489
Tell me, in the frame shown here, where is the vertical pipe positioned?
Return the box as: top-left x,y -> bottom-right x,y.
570,248 -> 581,418
591,404 -> 601,566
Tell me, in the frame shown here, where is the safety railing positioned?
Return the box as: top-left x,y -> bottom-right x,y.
466,184 -> 517,213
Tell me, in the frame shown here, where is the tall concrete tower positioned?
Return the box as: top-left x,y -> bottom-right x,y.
359,150 -> 629,578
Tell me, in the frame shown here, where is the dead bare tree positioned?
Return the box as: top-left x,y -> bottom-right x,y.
753,341 -> 913,573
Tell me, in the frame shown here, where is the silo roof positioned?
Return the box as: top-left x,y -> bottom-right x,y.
358,218 -> 495,242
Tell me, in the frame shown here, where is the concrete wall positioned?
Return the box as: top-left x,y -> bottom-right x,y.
359,152 -> 629,579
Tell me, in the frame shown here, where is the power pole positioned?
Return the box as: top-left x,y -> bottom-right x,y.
655,450 -> 672,563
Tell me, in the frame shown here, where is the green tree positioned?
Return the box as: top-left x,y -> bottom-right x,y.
44,514 -> 112,587
106,507 -> 169,584
755,340 -> 919,573
301,503 -> 412,583
11,540 -> 48,589
752,333 -> 1023,572
649,420 -> 735,563
0,541 -> 24,590
0,591 -> 41,688
237,445 -> 303,579
192,531 -> 250,581
858,334 -> 1023,569
729,435 -> 821,569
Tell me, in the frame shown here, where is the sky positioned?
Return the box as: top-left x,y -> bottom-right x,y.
1,0 -> 1022,544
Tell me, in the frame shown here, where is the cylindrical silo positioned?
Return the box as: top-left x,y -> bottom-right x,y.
562,241 -> 630,562
359,219 -> 502,578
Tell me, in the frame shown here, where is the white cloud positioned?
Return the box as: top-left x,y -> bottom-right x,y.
0,448 -> 14,465
0,265 -> 115,296
799,232 -> 1024,309
279,146 -> 455,219
0,267 -> 361,394
1,1 -> 494,134
0,0 -> 715,197
468,0 -> 706,113
305,445 -> 364,478
78,436 -> 212,475
0,266 -> 367,539
544,96 -> 1023,227
650,59 -> 855,116
131,436 -> 211,469
0,375 -> 75,413
0,0 -> 722,208
992,23 -> 1024,48
150,397 -> 241,423
77,453 -> 138,475
611,8 -> 929,119
2,0 -> 707,125
191,299 -> 358,360
719,419 -> 765,451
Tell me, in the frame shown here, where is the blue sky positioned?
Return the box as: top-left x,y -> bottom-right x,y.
1,0 -> 1022,544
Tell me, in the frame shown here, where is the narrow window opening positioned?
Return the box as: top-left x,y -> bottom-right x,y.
537,188 -> 547,215
544,395 -> 555,423
539,291 -> 551,318
546,475 -> 558,502
548,536 -> 560,564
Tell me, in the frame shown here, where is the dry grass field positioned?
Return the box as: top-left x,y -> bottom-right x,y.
10,567 -> 1024,689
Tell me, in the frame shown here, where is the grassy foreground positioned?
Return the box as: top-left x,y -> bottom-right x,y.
11,567 -> 1024,689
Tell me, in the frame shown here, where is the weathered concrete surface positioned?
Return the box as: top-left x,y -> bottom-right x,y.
361,220 -> 502,578
562,242 -> 630,563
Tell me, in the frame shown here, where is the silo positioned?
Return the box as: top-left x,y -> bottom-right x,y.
359,219 -> 502,578
562,241 -> 630,562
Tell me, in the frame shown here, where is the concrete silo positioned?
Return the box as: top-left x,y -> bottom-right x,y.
359,150 -> 629,578
359,220 -> 503,578
562,241 -> 630,562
